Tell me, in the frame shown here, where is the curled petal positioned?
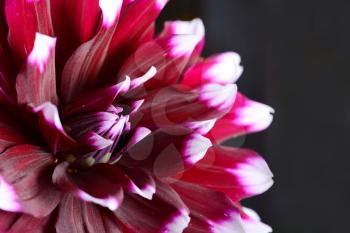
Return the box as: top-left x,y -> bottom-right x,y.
16,33 -> 58,106
207,93 -> 274,144
179,146 -> 274,201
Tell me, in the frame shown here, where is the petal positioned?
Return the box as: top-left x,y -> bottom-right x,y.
241,207 -> 272,233
207,93 -> 274,144
115,180 -> 190,233
120,127 -> 212,177
5,0 -> 54,62
181,52 -> 243,88
56,195 -> 122,233
0,111 -> 30,152
60,0 -> 123,103
119,34 -> 202,90
52,162 -> 124,211
0,145 -> 61,217
160,18 -> 205,64
16,33 -> 58,106
33,102 -> 75,154
132,84 -> 237,128
63,76 -> 130,117
171,181 -> 245,233
0,212 -> 52,233
178,146 -> 274,201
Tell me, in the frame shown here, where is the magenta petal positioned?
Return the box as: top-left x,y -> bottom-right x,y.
172,181 -> 245,233
182,52 -> 243,88
115,180 -> 190,233
60,0 -> 123,104
207,92 -> 274,144
33,102 -> 75,154
132,84 -> 237,128
5,0 -> 54,62
121,167 -> 156,199
121,127 -> 212,177
119,35 -> 201,90
0,145 -> 61,217
16,33 -> 58,107
179,146 -> 274,201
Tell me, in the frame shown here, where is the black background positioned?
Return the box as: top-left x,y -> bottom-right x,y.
159,1 -> 350,233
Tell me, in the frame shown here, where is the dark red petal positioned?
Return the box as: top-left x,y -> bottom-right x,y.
5,0 -> 54,62
56,195 -> 122,233
207,93 -> 274,144
109,0 -> 168,57
1,212 -> 52,233
0,111 -> 29,152
115,180 -> 190,233
120,127 -> 212,177
121,167 -> 156,199
178,146 -> 273,202
33,102 -> 75,154
171,181 -> 245,233
53,162 -> 124,211
119,35 -> 201,90
60,0 -> 123,103
16,33 -> 58,106
131,84 -> 237,128
0,145 -> 61,217
63,76 -> 130,117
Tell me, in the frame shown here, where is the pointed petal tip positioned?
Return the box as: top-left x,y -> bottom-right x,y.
28,33 -> 56,73
242,207 -> 273,233
77,190 -> 121,211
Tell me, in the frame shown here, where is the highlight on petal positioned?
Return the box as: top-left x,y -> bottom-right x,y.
28,33 -> 56,73
99,0 -> 123,28
0,176 -> 21,212
241,207 -> 273,233
77,190 -> 121,211
182,52 -> 243,88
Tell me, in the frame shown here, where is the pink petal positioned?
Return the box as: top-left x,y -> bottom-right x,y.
0,145 -> 61,217
182,52 -> 243,88
132,84 -> 237,128
178,146 -> 274,201
207,93 -> 274,144
119,34 -> 201,91
5,0 -> 54,62
60,0 -> 123,104
16,33 -> 58,106
172,181 -> 245,233
115,180 -> 190,233
120,127 -> 212,177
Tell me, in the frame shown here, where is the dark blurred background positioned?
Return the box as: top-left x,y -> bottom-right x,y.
159,1 -> 350,233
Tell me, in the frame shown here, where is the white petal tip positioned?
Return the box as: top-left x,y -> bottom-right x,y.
0,176 -> 21,212
99,0 -> 123,28
185,134 -> 212,164
169,35 -> 202,57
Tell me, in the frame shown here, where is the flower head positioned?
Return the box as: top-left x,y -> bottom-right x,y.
0,0 -> 274,232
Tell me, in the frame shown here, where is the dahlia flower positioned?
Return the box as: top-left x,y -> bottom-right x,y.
0,0 -> 274,232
